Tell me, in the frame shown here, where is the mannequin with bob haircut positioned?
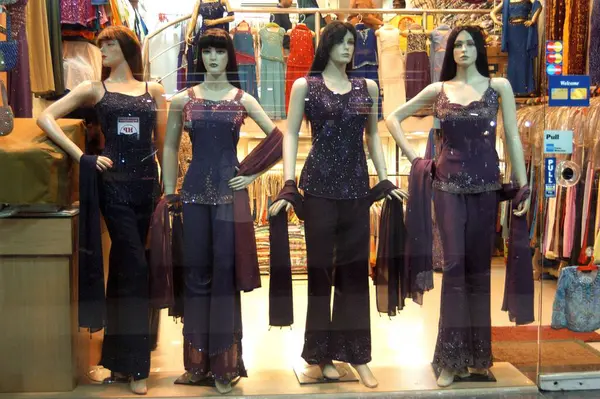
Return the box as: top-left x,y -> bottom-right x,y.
163,28 -> 282,395
37,25 -> 168,395
386,25 -> 530,387
269,20 -> 402,388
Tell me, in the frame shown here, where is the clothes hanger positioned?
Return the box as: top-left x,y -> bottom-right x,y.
298,14 -> 306,25
266,14 -> 279,29
578,248 -> 598,272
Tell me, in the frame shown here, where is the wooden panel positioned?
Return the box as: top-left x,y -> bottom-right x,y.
0,256 -> 76,392
0,218 -> 73,256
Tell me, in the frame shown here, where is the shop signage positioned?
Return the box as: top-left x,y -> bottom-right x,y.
545,157 -> 557,198
543,130 -> 573,154
546,41 -> 563,76
548,75 -> 590,107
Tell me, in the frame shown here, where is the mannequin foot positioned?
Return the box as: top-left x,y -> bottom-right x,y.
319,361 -> 340,380
351,363 -> 378,388
437,368 -> 457,387
469,367 -> 489,376
130,378 -> 148,395
215,380 -> 233,394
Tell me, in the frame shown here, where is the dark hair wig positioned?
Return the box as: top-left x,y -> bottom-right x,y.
192,28 -> 241,89
309,21 -> 357,76
439,25 -> 490,82
97,26 -> 143,81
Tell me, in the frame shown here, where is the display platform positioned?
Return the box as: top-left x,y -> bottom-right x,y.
0,363 -> 537,398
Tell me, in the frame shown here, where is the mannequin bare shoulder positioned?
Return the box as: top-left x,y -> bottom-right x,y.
239,92 -> 277,135
364,78 -> 379,99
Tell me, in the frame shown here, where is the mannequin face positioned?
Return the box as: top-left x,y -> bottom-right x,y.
100,39 -> 126,69
329,31 -> 355,65
453,30 -> 478,68
202,46 -> 228,74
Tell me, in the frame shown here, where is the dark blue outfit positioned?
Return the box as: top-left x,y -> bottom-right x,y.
350,24 -> 382,120
180,88 -> 248,383
95,82 -> 159,380
300,76 -> 373,365
186,1 -> 233,86
501,0 -> 540,95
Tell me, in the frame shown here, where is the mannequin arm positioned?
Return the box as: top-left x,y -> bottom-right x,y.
385,82 -> 441,163
530,5 -> 542,24
186,0 -> 201,45
162,92 -> 186,195
365,80 -> 387,181
490,1 -> 503,25
282,78 -> 306,181
206,0 -> 235,26
495,78 -> 530,215
240,92 -> 277,135
37,81 -> 97,162
148,82 -> 167,165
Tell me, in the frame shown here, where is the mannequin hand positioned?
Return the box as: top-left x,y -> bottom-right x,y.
205,19 -> 216,27
387,188 -> 406,201
269,199 -> 292,217
228,174 -> 257,191
524,20 -> 534,27
185,33 -> 194,46
96,156 -> 113,172
513,197 -> 530,217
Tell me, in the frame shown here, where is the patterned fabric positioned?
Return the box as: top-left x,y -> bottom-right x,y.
285,25 -> 314,114
432,82 -> 501,194
407,31 -> 427,54
590,0 -> 600,85
552,266 -> 600,332
300,76 -> 372,199
564,0 -> 590,75
95,82 -> 159,205
60,0 -> 94,26
180,89 -> 247,204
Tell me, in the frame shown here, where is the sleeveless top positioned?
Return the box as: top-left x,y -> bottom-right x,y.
95,81 -> 159,204
433,80 -> 502,194
198,0 -> 230,33
299,76 -> 372,199
354,25 -> 378,68
259,27 -> 285,63
232,26 -> 256,65
287,24 -> 314,68
180,88 -> 247,204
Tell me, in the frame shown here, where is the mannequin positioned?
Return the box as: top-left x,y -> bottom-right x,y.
162,29 -> 279,395
490,0 -> 542,95
37,26 -> 167,396
269,21 -> 402,389
385,26 -> 530,388
185,0 -> 235,86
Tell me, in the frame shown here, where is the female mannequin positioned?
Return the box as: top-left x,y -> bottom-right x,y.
385,26 -> 530,387
162,29 -> 280,395
490,0 -> 542,95
269,21 -> 401,388
37,26 -> 167,395
185,0 -> 235,86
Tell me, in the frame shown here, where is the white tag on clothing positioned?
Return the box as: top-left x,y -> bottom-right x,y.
117,117 -> 140,138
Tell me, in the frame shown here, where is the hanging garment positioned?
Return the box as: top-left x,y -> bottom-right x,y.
377,26 -> 406,117
7,0 -> 31,117
552,266 -> 600,332
26,0 -> 54,93
259,27 -> 286,120
63,41 -> 102,90
563,0 -> 590,75
60,0 -> 95,26
233,24 -> 259,98
590,0 -> 600,85
405,31 -> 431,100
285,24 -> 314,114
501,0 -> 541,95
429,25 -> 450,83
351,24 -> 382,119
46,0 -> 65,97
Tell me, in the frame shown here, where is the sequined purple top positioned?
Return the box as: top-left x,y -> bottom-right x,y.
95,82 -> 159,205
299,76 -> 372,199
432,80 -> 502,194
180,88 -> 247,204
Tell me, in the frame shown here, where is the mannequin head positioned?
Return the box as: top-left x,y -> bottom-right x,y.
310,21 -> 357,75
97,26 -> 143,81
439,25 -> 489,81
193,29 -> 240,88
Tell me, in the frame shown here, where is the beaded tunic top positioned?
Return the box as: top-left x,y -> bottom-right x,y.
95,82 -> 159,204
432,80 -> 502,194
552,266 -> 600,332
180,88 -> 247,204
299,76 -> 372,199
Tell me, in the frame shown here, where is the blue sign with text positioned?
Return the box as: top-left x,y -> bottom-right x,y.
545,157 -> 556,198
548,75 -> 590,107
